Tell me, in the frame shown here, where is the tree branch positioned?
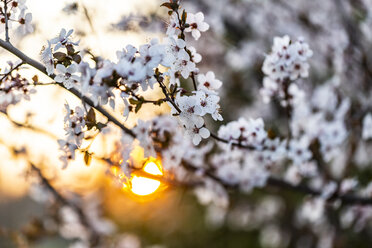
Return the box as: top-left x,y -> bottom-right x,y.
29,163 -> 100,246
0,38 -> 371,207
182,161 -> 372,206
0,61 -> 23,82
0,39 -> 135,138
3,0 -> 10,43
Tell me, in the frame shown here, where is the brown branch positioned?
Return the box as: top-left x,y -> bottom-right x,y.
3,0 -> 10,43
0,39 -> 135,138
1,111 -> 59,140
29,163 -> 100,246
0,61 -> 23,82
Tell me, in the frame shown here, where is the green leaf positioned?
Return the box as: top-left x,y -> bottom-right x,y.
135,102 -> 143,113
129,98 -> 140,105
181,10 -> 187,23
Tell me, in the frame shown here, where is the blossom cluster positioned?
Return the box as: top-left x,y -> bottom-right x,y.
218,117 -> 267,148
290,81 -> 350,163
0,0 -> 33,35
57,103 -> 87,168
134,115 -> 211,174
162,7 -> 222,145
260,35 -> 313,105
41,28 -> 81,87
214,118 -> 287,191
0,61 -> 36,112
172,85 -> 223,145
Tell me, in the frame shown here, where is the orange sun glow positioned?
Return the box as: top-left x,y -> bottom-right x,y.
129,161 -> 163,196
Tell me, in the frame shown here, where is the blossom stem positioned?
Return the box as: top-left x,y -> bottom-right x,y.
282,78 -> 292,146
190,72 -> 197,90
156,75 -> 182,113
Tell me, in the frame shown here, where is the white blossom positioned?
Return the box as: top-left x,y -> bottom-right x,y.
185,116 -> 210,145
197,71 -> 222,94
50,28 -> 79,51
17,9 -> 33,34
218,117 -> 267,148
185,12 -> 210,40
55,64 -> 80,89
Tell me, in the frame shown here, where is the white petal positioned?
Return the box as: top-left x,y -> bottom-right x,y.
67,64 -> 77,73
199,128 -> 210,139
181,69 -> 189,79
193,135 -> 201,145
54,75 -> 64,82
206,71 -> 215,80
192,30 -> 201,40
56,64 -> 66,74
194,12 -> 204,22
60,28 -> 66,37
66,29 -> 74,37
198,22 -> 209,32
197,74 -> 206,83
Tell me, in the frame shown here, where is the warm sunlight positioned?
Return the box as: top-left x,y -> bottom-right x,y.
130,161 -> 163,196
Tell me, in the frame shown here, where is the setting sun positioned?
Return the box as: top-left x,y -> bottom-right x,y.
130,161 -> 163,196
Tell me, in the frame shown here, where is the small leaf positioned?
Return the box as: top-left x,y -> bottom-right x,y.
72,54 -> 81,64
53,52 -> 66,62
181,10 -> 187,23
84,151 -> 92,166
32,75 -> 38,83
160,2 -> 178,10
129,98 -> 140,105
86,108 -> 96,123
66,44 -> 75,56
161,2 -> 172,9
96,122 -> 107,131
135,102 -> 143,113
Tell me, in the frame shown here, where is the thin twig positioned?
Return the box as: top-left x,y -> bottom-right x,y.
30,163 -> 100,246
0,111 -> 58,140
0,61 -> 24,82
3,0 -> 10,43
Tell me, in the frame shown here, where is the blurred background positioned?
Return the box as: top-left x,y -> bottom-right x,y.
1,0 -> 372,247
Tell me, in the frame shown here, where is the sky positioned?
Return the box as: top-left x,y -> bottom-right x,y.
0,0 -> 166,199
